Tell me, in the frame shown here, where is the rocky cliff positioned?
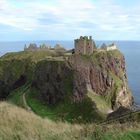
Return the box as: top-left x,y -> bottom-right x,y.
68,50 -> 133,111
33,60 -> 73,105
32,50 -> 133,114
0,49 -> 133,117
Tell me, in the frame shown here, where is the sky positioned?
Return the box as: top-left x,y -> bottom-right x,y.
0,0 -> 140,41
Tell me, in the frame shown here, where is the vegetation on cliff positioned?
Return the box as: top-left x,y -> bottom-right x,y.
0,49 -> 133,123
69,50 -> 133,111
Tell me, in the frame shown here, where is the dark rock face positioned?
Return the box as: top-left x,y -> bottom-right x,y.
33,60 -> 73,105
13,75 -> 27,89
0,59 -> 33,99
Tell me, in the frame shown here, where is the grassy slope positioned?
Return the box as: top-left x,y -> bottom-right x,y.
1,50 -> 67,63
1,51 -> 55,61
26,88 -> 104,123
0,102 -> 82,140
87,92 -> 112,115
0,102 -> 140,140
7,84 -> 30,108
7,88 -> 25,108
7,84 -> 104,123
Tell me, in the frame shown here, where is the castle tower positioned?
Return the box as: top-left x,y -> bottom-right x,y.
74,36 -> 96,55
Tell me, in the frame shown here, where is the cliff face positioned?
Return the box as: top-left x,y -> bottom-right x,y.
0,50 -> 133,115
33,60 -> 73,105
68,50 -> 133,110
32,50 -> 133,113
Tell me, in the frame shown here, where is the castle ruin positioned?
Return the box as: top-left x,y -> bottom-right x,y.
101,43 -> 117,51
74,36 -> 96,55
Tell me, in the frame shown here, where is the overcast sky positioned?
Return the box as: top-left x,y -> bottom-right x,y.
0,0 -> 140,41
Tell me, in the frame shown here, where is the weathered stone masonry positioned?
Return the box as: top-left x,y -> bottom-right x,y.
74,36 -> 96,54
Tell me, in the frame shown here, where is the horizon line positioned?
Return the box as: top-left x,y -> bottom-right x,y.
0,40 -> 140,42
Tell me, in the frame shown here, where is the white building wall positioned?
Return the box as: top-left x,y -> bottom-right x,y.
106,45 -> 117,51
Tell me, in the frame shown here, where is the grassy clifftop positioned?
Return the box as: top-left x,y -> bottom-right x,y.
1,50 -> 56,62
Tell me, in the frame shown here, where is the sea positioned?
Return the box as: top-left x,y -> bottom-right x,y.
0,40 -> 140,105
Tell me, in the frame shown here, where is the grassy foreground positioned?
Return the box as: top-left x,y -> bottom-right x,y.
1,102 -> 140,140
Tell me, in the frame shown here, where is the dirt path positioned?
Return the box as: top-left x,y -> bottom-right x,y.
23,93 -> 32,112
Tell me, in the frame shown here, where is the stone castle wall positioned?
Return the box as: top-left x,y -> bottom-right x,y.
74,36 -> 96,55
75,37 -> 86,54
86,39 -> 94,54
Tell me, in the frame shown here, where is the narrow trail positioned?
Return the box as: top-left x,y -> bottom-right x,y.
22,91 -> 32,112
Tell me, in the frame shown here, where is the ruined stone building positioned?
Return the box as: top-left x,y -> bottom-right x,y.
74,36 -> 96,55
101,43 -> 117,51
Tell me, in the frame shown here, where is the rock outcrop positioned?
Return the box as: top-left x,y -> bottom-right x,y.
32,50 -> 133,112
33,60 -> 73,105
68,50 -> 133,110
0,49 -> 133,114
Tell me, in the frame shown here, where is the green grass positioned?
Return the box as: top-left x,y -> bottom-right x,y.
2,101 -> 140,140
1,102 -> 140,140
1,50 -> 69,63
107,49 -> 122,58
104,72 -> 123,108
4,94 -> 140,140
7,88 -> 25,108
26,88 -> 104,123
7,82 -> 105,123
26,88 -> 58,120
87,92 -> 112,115
7,84 -> 30,108
1,51 -> 57,62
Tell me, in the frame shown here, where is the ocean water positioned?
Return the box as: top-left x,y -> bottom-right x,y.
0,40 -> 140,104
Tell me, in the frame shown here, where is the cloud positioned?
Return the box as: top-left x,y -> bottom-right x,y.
0,0 -> 140,40
0,0 -> 95,30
